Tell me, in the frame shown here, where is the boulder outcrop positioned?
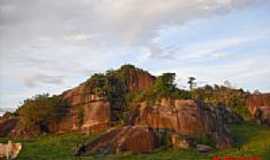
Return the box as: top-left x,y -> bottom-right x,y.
254,106 -> 270,126
55,86 -> 111,133
135,99 -> 233,149
0,118 -> 17,137
52,66 -> 155,134
247,93 -> 270,115
247,93 -> 270,126
74,125 -> 159,155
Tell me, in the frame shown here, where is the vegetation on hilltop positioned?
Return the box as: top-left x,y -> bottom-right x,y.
15,94 -> 69,134
192,85 -> 251,120
126,72 -> 192,105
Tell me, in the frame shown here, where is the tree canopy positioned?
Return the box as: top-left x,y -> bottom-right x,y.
16,94 -> 69,131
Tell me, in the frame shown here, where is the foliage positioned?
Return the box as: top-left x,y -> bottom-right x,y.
85,73 -> 109,96
85,67 -> 192,114
188,77 -> 196,90
85,64 -> 147,121
191,85 -> 251,120
77,106 -> 84,127
130,73 -> 192,104
152,73 -> 177,96
16,93 -> 69,132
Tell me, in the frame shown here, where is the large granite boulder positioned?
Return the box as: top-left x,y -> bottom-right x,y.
119,67 -> 155,92
247,93 -> 270,115
0,118 -> 17,137
135,99 -> 233,149
254,106 -> 270,126
246,93 -> 270,126
74,125 -> 159,155
52,84 -> 111,133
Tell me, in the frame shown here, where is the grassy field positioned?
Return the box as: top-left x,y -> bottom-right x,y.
1,122 -> 270,160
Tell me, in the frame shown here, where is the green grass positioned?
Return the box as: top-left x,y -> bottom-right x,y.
1,122 -> 270,160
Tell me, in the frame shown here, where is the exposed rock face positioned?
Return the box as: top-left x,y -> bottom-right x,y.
247,93 -> 270,126
74,125 -> 159,155
255,106 -> 270,126
247,93 -> 270,115
121,68 -> 155,92
52,84 -> 111,133
55,66 -> 156,133
74,99 -> 233,155
135,99 -> 233,149
0,118 -> 17,137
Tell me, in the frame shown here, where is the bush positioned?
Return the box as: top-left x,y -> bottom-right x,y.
77,106 -> 84,127
135,73 -> 192,103
191,85 -> 251,119
16,94 -> 69,132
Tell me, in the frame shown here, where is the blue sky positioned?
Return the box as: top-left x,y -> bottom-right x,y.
0,0 -> 270,109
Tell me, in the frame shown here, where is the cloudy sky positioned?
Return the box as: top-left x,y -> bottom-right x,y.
0,0 -> 270,109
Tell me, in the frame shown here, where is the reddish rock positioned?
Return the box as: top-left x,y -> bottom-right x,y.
115,65 -> 156,92
52,84 -> 111,133
135,99 -> 233,149
255,106 -> 270,126
247,93 -> 270,115
54,66 -> 155,134
0,118 -> 17,137
246,93 -> 270,126
74,125 -> 159,155
80,101 -> 111,133
171,133 -> 194,149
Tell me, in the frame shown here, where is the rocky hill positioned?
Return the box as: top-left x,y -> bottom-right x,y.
0,64 -> 269,155
49,64 -> 156,134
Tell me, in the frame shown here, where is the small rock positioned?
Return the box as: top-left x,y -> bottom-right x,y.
196,144 -> 213,153
171,133 -> 193,149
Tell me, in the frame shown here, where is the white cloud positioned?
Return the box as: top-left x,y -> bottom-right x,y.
177,36 -> 261,59
0,0 -> 269,108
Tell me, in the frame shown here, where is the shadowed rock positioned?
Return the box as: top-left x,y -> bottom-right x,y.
255,106 -> 270,126
247,93 -> 270,126
74,125 -> 159,155
0,118 -> 17,137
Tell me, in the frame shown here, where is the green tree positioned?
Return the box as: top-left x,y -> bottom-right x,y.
17,94 -> 69,132
152,73 -> 176,96
188,77 -> 196,90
